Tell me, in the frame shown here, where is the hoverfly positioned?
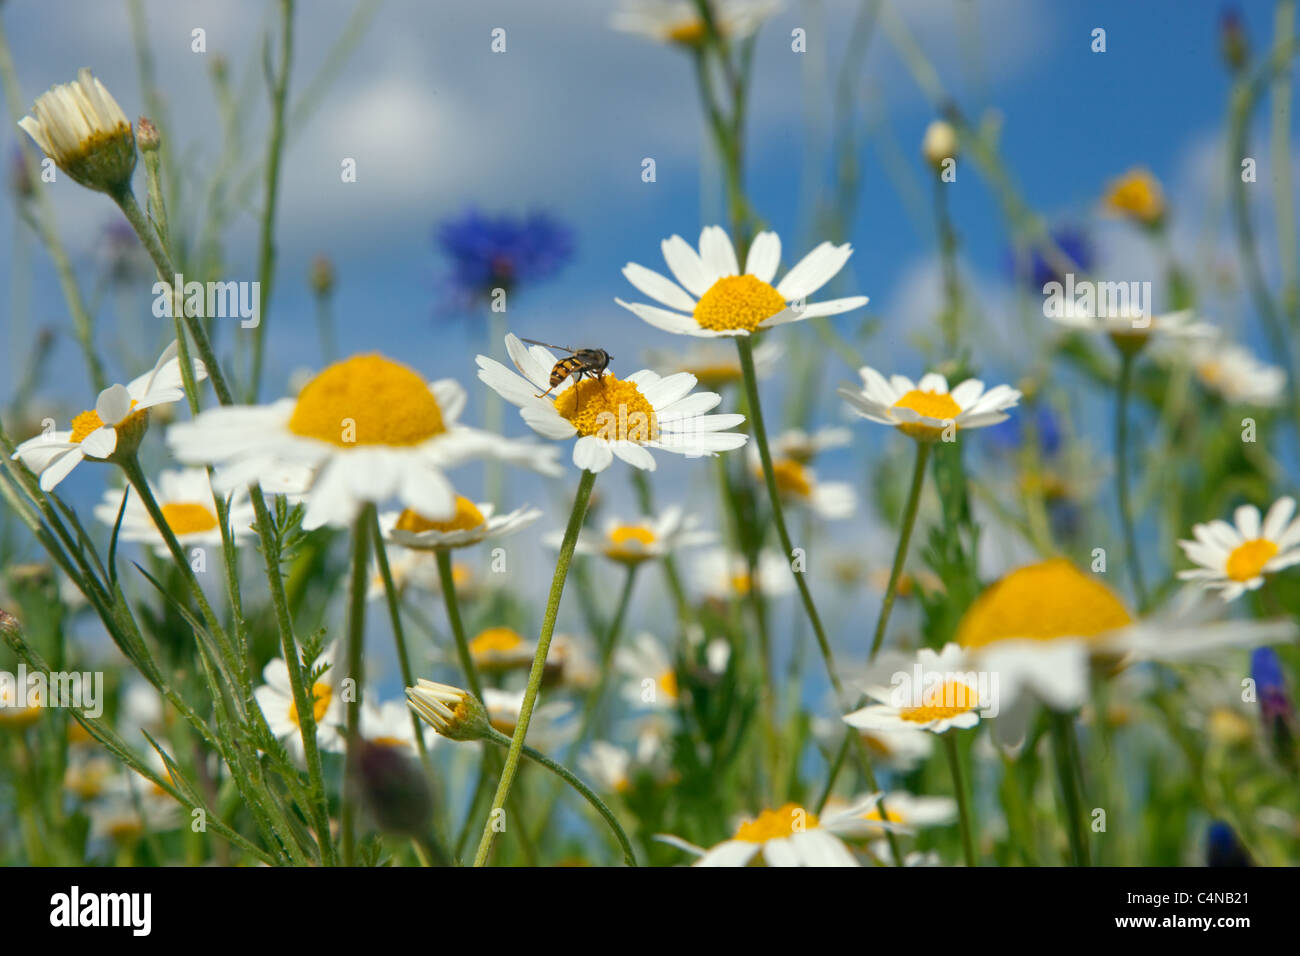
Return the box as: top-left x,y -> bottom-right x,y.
520,339 -> 613,399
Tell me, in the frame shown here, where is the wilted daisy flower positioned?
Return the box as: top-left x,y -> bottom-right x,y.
15,342 -> 205,492
1181,339 -> 1286,406
254,642 -> 345,760
18,69 -> 135,194
468,627 -> 537,673
559,506 -> 714,565
658,795 -> 891,867
839,367 -> 1021,442
435,207 -> 574,308
617,632 -> 680,710
749,449 -> 855,519
844,644 -> 982,735
168,353 -> 560,530
381,498 -> 541,551
611,0 -> 781,47
617,226 -> 867,338
93,467 -> 255,557
692,547 -> 795,600
645,338 -> 781,390
1178,498 -> 1300,601
476,333 -> 747,472
1102,167 -> 1165,226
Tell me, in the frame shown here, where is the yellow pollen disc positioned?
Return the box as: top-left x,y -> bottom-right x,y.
899,680 -> 979,723
862,807 -> 905,824
1105,170 -> 1164,224
452,563 -> 473,588
1225,538 -> 1278,582
956,559 -> 1132,650
667,18 -> 708,45
470,627 -> 526,658
288,354 -> 445,447
891,389 -> 962,440
160,501 -> 219,535
729,572 -> 752,595
769,458 -> 813,499
288,681 -> 332,727
553,374 -> 659,441
692,274 -> 787,333
658,669 -> 679,699
395,497 -> 485,534
69,401 -> 141,444
734,803 -> 820,843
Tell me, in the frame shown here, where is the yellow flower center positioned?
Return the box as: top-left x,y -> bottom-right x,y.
554,373 -> 659,441
370,736 -> 408,749
769,458 -> 813,499
69,401 -> 141,444
1105,170 -> 1164,224
729,571 -> 752,595
1225,538 -> 1278,582
734,803 -> 820,843
687,362 -> 742,389
287,681 -> 332,727
607,525 -> 658,562
957,559 -> 1132,649
862,807 -> 905,824
159,501 -> 219,535
395,497 -> 485,534
899,680 -> 979,723
658,669 -> 679,700
891,389 -> 961,440
287,354 -> 445,447
470,627 -> 526,659
692,274 -> 787,332
667,18 -> 708,45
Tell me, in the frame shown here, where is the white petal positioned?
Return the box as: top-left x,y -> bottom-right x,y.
610,441 -> 656,471
743,231 -> 781,283
614,298 -> 701,336
699,225 -> 740,280
622,263 -> 697,312
572,436 -> 613,473
775,241 -> 854,300
660,235 -> 713,297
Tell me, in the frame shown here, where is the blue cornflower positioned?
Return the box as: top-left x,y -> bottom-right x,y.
1008,225 -> 1093,290
1251,647 -> 1295,768
435,208 -> 574,306
1206,821 -> 1253,867
988,404 -> 1061,457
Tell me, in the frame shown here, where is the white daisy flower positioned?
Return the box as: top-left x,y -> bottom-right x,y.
167,353 -> 561,530
482,688 -> 576,750
826,791 -> 957,829
658,795 -> 895,867
749,449 -> 855,519
467,627 -> 538,674
555,505 -> 714,565
814,714 -> 935,772
839,367 -> 1021,442
770,425 -> 852,464
476,333 -> 747,473
15,341 -> 205,491
844,644 -> 983,736
692,546 -> 796,600
579,741 -> 634,794
611,0 -> 781,47
644,338 -> 782,390
253,641 -> 346,761
1177,497 -> 1300,601
360,699 -> 435,752
381,498 -> 541,551
1049,305 -> 1214,347
1180,340 -> 1286,406
92,467 -> 255,557
18,68 -> 136,194
366,547 -> 440,603
617,632 -> 681,710
616,225 -> 868,338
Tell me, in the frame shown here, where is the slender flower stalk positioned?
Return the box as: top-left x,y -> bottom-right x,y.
436,549 -> 483,700
1049,712 -> 1090,866
473,469 -> 597,866
340,504 -> 374,867
869,441 -> 930,661
1114,348 -> 1148,610
943,734 -> 978,867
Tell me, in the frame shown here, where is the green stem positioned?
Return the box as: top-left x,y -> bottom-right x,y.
1049,712 -> 1090,866
473,468 -> 596,866
943,733 -> 978,867
1114,349 -> 1148,611
869,440 -> 930,661
340,504 -> 373,866
485,728 -> 636,866
436,549 -> 483,701
569,564 -> 638,756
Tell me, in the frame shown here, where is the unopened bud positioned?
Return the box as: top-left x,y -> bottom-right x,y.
136,117 -> 160,153
921,120 -> 958,170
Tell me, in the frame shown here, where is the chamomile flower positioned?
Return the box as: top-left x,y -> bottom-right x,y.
770,425 -> 852,464
839,367 -> 1021,442
844,644 -> 983,735
827,791 -> 957,828
361,699 -> 434,751
18,69 -> 136,194
645,338 -> 781,389
1177,497 -> 1300,601
612,0 -> 781,47
559,506 -> 713,565
749,450 -> 855,519
15,341 -> 205,492
476,333 -> 747,472
406,681 -> 492,742
616,226 -> 868,338
617,632 -> 680,709
168,353 -> 560,530
1178,339 -> 1286,406
692,546 -> 795,600
468,627 -> 537,673
482,687 -> 576,750
658,795 -> 891,867
92,467 -> 255,557
254,641 -> 346,760
366,547 -> 440,602
381,498 -> 541,551
1048,305 -> 1213,349
1102,167 -> 1165,226
580,741 -> 634,794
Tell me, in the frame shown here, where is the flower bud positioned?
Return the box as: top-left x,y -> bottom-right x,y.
18,69 -> 136,195
1220,8 -> 1248,73
406,680 -> 491,742
921,120 -> 958,170
135,117 -> 160,153
310,255 -> 336,297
